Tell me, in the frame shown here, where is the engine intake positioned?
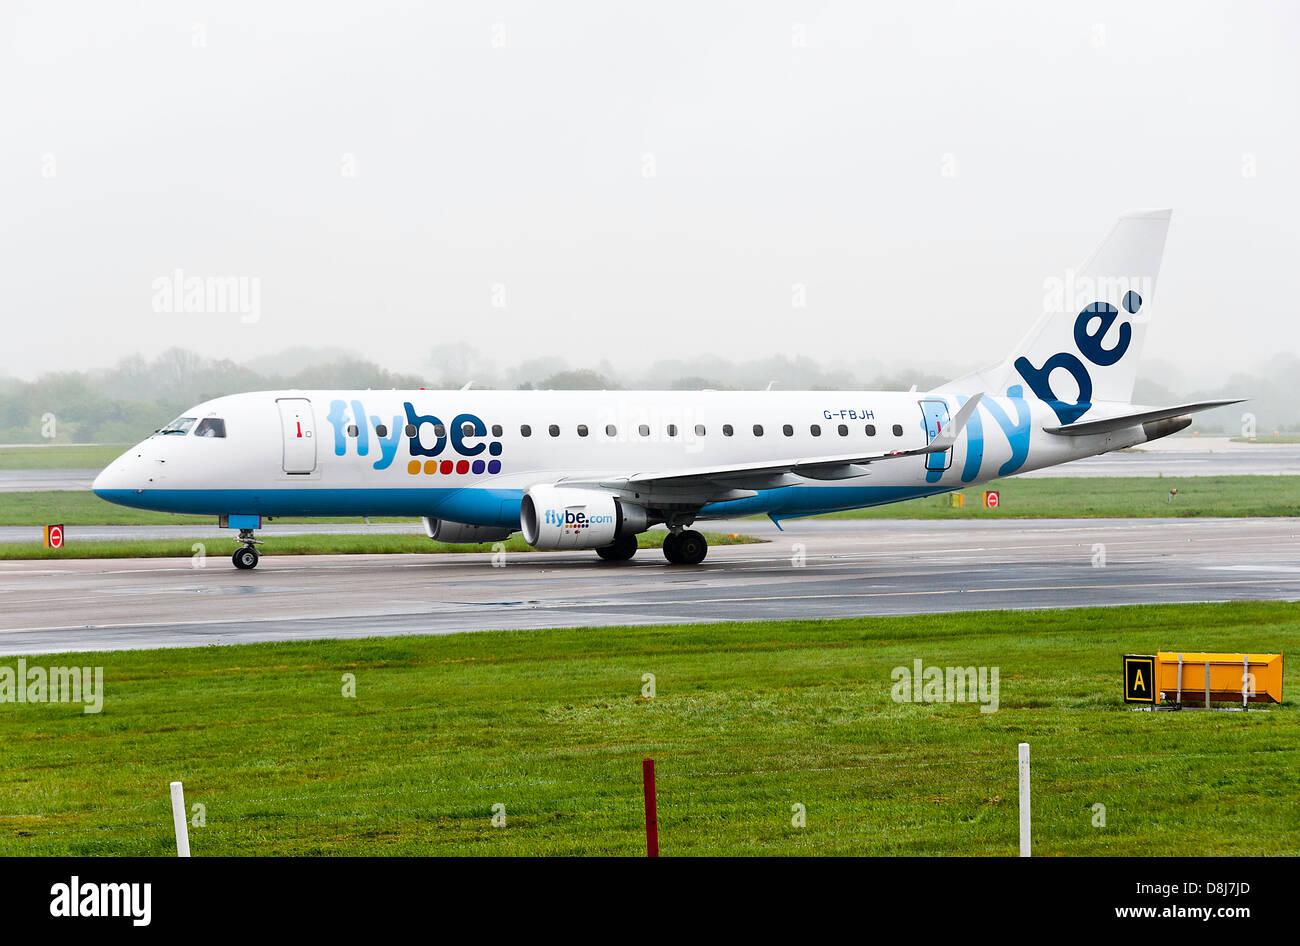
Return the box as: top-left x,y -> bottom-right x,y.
422,517 -> 514,544
520,486 -> 647,550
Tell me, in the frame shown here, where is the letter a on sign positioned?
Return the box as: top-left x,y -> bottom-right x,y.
1123,655 -> 1157,704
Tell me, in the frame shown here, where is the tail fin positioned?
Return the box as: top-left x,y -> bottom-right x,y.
939,209 -> 1172,424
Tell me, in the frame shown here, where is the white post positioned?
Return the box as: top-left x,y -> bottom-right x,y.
1018,743 -> 1031,857
170,781 -> 191,857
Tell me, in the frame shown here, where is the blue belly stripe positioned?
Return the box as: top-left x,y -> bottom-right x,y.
94,484 -> 950,528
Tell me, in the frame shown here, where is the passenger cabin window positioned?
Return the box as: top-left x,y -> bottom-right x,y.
723,424 -> 734,437
374,424 -> 387,438
606,424 -> 617,437
753,424 -> 764,436
782,424 -> 793,437
491,424 -> 503,437
461,423 -> 475,436
194,418 -> 227,438
666,424 -> 677,437
838,424 -> 848,437
548,424 -> 560,437
694,424 -> 706,436
638,424 -> 650,437
865,424 -> 876,436
810,424 -> 821,436
520,424 -> 532,437
347,424 -> 359,437
434,423 -> 446,437
892,424 -> 904,436
159,416 -> 196,436
577,424 -> 589,437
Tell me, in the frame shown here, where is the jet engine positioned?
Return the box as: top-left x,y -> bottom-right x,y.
519,486 -> 647,550
422,517 -> 514,544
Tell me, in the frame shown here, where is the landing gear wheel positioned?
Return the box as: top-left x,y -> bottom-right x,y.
661,532 -> 682,564
596,532 -> 638,562
232,546 -> 260,570
673,530 -> 708,565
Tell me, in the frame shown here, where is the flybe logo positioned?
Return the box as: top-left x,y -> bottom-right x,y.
1013,291 -> 1142,425
326,400 -> 503,476
545,508 -> 613,531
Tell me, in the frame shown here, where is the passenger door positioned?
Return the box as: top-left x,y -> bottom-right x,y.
277,398 -> 317,474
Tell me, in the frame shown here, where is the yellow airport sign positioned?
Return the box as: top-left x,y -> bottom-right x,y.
1156,652 -> 1284,706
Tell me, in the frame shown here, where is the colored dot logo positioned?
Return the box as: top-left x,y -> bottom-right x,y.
407,458 -> 502,476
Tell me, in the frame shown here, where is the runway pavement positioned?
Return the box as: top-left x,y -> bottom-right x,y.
0,469 -> 95,491
1,517 -> 1296,655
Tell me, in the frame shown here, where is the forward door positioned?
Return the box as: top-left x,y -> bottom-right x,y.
277,398 -> 317,474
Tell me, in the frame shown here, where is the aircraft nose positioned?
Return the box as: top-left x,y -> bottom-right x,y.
92,448 -> 151,499
92,460 -> 130,496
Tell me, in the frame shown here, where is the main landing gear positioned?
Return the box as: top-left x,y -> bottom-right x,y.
595,532 -> 639,562
232,529 -> 262,570
662,529 -> 708,566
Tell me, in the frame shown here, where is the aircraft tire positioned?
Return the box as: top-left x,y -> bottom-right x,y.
673,530 -> 708,565
232,547 -> 260,570
596,533 -> 638,562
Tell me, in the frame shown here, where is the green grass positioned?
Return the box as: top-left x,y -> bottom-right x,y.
0,530 -> 760,560
2,602 -> 1295,856
4,475 -> 1297,529
1231,435 -> 1300,444
0,444 -> 130,469
816,475 -> 1300,519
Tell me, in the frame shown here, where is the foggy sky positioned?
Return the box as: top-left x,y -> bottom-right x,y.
3,1 -> 1297,384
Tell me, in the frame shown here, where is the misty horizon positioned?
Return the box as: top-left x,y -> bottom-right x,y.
4,1 -> 1297,382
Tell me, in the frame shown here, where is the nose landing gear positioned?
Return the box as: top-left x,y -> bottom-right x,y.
232,529 -> 262,570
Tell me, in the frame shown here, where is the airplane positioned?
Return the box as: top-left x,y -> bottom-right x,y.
93,209 -> 1242,570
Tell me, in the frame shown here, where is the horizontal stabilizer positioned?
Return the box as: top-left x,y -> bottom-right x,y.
1041,398 -> 1246,437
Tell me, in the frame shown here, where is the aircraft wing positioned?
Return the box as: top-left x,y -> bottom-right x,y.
562,394 -> 983,494
1041,398 -> 1246,437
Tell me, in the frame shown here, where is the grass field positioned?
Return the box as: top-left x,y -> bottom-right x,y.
2,602 -> 1295,856
3,475 -> 1298,530
0,444 -> 129,469
821,475 -> 1300,519
0,530 -> 759,560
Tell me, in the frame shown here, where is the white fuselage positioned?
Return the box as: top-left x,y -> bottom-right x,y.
92,388 -> 1144,529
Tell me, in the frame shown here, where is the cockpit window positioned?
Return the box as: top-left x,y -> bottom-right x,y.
194,418 -> 227,438
158,416 -> 196,435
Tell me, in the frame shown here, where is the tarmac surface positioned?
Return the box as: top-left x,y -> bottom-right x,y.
2,517 -> 1296,655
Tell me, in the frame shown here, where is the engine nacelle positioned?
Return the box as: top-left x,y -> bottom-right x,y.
520,486 -> 648,550
422,517 -> 514,544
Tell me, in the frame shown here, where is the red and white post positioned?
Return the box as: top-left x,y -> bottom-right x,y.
642,758 -> 659,857
170,780 -> 191,857
1018,743 -> 1031,857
